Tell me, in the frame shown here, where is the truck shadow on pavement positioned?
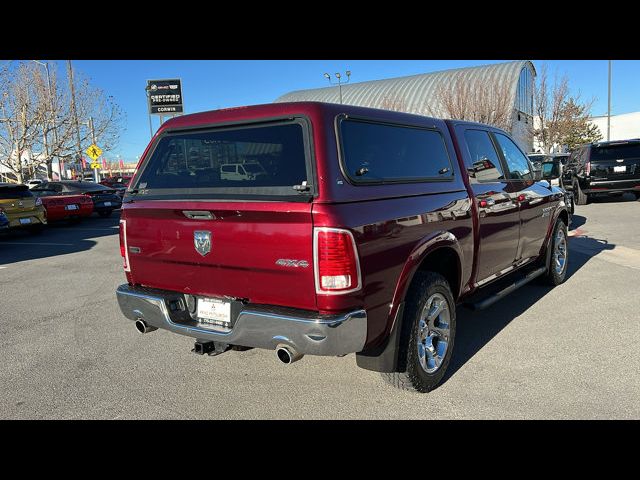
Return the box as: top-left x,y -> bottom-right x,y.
0,215 -> 120,266
443,234 -> 616,385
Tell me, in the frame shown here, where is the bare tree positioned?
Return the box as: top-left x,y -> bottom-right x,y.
534,64 -> 601,153
0,62 -> 48,183
428,76 -> 514,131
0,61 -> 126,183
380,95 -> 407,112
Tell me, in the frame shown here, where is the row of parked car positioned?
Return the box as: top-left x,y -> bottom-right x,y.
0,176 -> 130,234
528,138 -> 640,206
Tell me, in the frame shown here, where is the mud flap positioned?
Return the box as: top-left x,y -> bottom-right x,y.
355,303 -> 404,373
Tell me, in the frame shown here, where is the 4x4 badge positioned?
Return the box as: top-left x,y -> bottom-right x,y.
194,230 -> 211,256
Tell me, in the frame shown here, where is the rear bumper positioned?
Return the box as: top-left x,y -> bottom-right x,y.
584,178 -> 640,193
45,205 -> 93,221
116,284 -> 368,356
93,203 -> 121,211
7,211 -> 47,228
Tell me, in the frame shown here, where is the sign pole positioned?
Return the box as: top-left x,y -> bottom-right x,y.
89,117 -> 99,182
145,86 -> 154,140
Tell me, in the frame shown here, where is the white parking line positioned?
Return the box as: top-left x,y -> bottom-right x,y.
0,242 -> 74,246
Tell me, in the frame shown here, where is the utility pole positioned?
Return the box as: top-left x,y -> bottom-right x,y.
607,60 -> 612,141
66,60 -> 83,178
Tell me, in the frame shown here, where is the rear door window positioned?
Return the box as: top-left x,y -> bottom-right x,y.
338,118 -> 453,183
134,120 -> 313,200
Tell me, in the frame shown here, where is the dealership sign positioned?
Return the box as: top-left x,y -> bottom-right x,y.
147,79 -> 183,114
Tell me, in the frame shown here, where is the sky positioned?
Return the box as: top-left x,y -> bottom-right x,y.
42,60 -> 640,163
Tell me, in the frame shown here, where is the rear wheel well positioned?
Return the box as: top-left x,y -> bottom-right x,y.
414,247 -> 460,301
558,209 -> 569,227
355,246 -> 461,374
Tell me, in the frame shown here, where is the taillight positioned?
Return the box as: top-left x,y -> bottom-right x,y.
314,227 -> 361,294
119,219 -> 130,272
585,161 -> 591,176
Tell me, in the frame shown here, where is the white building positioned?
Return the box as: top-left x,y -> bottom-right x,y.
276,60 -> 536,152
589,111 -> 640,142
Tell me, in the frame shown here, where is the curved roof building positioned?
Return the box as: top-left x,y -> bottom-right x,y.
276,60 -> 536,150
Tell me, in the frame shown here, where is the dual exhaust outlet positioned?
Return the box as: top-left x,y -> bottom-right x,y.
275,344 -> 304,365
134,319 -> 303,365
135,319 -> 157,334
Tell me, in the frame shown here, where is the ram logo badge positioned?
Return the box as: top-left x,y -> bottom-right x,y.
194,231 -> 212,256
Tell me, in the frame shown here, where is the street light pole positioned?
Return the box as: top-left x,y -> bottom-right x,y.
323,71 -> 352,104
33,60 -> 61,180
66,60 -> 83,178
607,60 -> 612,141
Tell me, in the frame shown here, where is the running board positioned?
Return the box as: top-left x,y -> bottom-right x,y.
467,267 -> 547,311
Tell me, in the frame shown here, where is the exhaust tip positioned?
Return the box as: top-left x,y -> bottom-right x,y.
135,319 -> 157,334
276,344 -> 303,365
276,347 -> 293,364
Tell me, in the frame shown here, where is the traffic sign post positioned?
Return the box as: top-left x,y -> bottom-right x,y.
85,138 -> 103,182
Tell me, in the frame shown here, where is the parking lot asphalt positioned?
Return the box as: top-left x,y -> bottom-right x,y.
1,194 -> 639,420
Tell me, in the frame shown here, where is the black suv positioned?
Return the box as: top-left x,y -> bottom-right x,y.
564,139 -> 640,204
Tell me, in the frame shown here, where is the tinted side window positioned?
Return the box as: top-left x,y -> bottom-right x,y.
494,133 -> 533,180
463,129 -> 506,182
339,119 -> 453,183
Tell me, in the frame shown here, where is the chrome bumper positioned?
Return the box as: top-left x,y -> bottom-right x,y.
116,284 -> 368,356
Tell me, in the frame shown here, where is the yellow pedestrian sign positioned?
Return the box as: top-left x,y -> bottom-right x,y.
86,144 -> 103,161
90,163 -> 101,169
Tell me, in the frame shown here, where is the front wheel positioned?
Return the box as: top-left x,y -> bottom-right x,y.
544,220 -> 569,286
382,271 -> 456,393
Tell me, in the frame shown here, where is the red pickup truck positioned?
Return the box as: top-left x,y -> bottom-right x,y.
116,102 -> 569,392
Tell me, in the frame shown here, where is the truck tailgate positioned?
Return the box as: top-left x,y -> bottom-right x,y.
123,200 -> 316,311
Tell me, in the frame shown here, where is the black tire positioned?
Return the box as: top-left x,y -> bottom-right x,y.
98,210 -> 112,218
544,219 -> 569,286
382,271 -> 456,393
633,192 -> 640,201
574,181 -> 589,205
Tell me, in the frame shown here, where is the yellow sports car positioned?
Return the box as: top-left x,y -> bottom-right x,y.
0,183 -> 47,233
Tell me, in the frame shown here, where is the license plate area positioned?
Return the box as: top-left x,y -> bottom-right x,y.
613,166 -> 626,173
19,217 -> 31,224
196,297 -> 232,327
104,202 -> 112,207
65,204 -> 79,211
